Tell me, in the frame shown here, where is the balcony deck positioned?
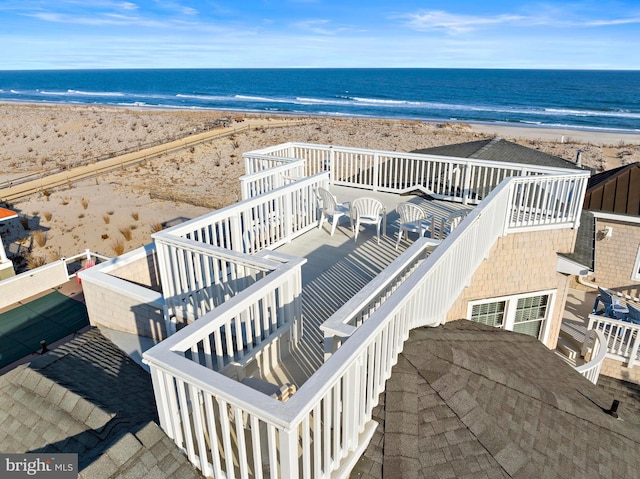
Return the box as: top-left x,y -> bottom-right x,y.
254,186 -> 473,389
137,143 -> 591,479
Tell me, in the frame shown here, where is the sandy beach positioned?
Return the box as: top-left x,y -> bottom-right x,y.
1,102 -> 639,271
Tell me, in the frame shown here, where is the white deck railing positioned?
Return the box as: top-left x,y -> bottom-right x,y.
586,314 -> 640,368
320,237 -> 436,356
154,173 -> 328,325
155,235 -> 284,324
240,159 -> 306,200
576,329 -> 607,384
144,144 -> 589,478
155,172 -> 328,253
244,142 -> 582,206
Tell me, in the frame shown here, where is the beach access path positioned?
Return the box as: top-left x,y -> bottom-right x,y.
0,118 -> 301,203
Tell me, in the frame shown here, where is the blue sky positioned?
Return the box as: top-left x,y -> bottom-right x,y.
1,0 -> 639,70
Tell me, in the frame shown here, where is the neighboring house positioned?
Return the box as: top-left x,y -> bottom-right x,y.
412,137 -> 588,171
0,327 -> 202,479
75,141 -> 596,478
414,138 -> 591,341
570,162 -> 640,297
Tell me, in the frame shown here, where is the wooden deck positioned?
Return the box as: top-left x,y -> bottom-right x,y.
257,187 -> 472,389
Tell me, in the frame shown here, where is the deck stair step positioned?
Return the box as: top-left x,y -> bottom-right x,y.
556,333 -> 581,362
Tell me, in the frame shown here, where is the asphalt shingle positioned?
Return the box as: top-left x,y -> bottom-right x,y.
0,327 -> 202,478
353,320 -> 640,479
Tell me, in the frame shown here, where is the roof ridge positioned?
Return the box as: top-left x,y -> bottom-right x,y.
469,137 -> 503,159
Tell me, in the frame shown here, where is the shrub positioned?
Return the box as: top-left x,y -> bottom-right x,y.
119,226 -> 132,241
43,212 -> 52,221
26,254 -> 47,270
131,211 -> 139,221
111,240 -> 125,255
102,214 -> 110,224
32,231 -> 47,247
150,222 -> 164,233
81,198 -> 89,209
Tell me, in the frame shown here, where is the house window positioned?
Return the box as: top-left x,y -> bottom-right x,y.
470,301 -> 506,328
513,295 -> 548,338
468,290 -> 555,341
632,245 -> 640,282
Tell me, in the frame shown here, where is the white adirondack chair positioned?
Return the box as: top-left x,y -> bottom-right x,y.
317,187 -> 352,236
432,209 -> 469,240
352,197 -> 385,244
395,202 -> 432,250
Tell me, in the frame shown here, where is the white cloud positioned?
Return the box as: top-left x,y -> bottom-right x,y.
398,10 -> 525,34
398,8 -> 640,34
294,19 -> 333,35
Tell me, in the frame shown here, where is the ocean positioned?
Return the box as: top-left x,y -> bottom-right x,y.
0,68 -> 638,132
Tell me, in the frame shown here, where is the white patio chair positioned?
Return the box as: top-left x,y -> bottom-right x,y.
352,197 -> 385,244
317,187 -> 352,236
395,202 -> 432,250
432,209 -> 469,240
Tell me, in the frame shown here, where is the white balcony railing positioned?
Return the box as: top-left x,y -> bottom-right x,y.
144,143 -> 589,478
320,237 -> 436,357
244,142 -> 582,207
576,328 -> 608,384
586,314 -> 640,368
240,159 -> 306,200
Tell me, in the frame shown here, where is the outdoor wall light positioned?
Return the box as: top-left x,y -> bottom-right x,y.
602,226 -> 613,240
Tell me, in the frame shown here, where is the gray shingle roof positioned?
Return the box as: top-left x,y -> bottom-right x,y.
413,138 -> 584,170
0,327 -> 202,479
351,320 -> 640,479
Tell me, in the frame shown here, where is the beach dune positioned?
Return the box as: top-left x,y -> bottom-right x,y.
0,103 -> 639,270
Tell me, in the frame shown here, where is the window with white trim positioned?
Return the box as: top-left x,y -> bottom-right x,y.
632,244 -> 640,282
468,290 -> 555,341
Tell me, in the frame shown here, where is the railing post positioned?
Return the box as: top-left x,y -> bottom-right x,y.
230,213 -> 244,253
279,427 -> 299,478
573,177 -> 588,229
462,163 -> 471,205
243,154 -> 252,175
629,330 -> 640,368
503,181 -> 516,236
240,178 -> 249,200
582,317 -> 596,356
372,152 -> 379,191
284,193 -> 293,242
329,147 -> 335,185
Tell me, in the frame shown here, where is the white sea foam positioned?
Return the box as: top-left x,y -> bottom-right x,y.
176,93 -> 231,101
68,89 -> 125,97
235,95 -> 290,103
545,107 -> 640,119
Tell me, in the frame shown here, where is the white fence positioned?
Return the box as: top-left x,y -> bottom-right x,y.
144,253 -> 306,478
576,329 -> 607,384
244,142 -> 583,206
240,159 -> 306,200
586,314 -> 640,368
144,144 -> 590,478
155,236 -> 284,325
320,238 -> 436,357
